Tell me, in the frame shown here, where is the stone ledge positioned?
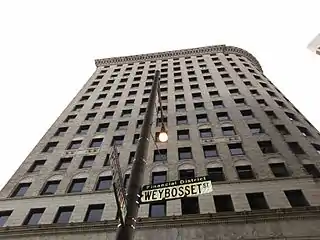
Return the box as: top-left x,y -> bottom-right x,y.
1,206 -> 320,237
94,45 -> 263,73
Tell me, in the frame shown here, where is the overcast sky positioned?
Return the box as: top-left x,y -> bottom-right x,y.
0,0 -> 319,190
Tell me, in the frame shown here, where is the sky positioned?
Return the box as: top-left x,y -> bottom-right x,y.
0,0 -> 319,190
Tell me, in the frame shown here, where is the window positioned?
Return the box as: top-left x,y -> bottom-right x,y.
116,121 -> 129,131
175,86 -> 183,91
109,101 -> 118,107
196,114 -> 208,123
96,176 -> 112,190
112,135 -> 125,146
116,85 -> 125,90
132,134 -> 140,144
234,98 -> 246,106
190,84 -> 199,90
176,116 -> 188,125
179,169 -> 195,180
284,190 -> 309,207
41,180 -> 60,195
23,208 -> 45,225
125,99 -> 134,106
267,90 -> 276,97
28,160 -> 45,172
73,104 -> 83,111
229,88 -> 240,95
124,174 -> 130,188
303,164 -> 320,178
141,98 -> 148,104
128,91 -> 137,96
53,206 -> 74,224
97,123 -> 109,133
139,108 -> 146,115
276,100 -> 286,108
250,89 -> 259,96
92,102 -> 102,110
154,149 -> 167,162
175,94 -> 185,101
287,142 -> 305,154
236,165 -> 255,179
206,82 -> 215,88
221,73 -> 230,78
149,202 -> 166,217
64,115 -> 76,123
86,88 -> 95,93
68,178 -> 86,193
257,99 -> 268,107
178,147 -> 193,160
67,140 -> 82,150
189,77 -> 197,82
136,119 -> 143,128
0,211 -> 12,227
176,104 -> 186,112
97,94 -> 106,100
80,155 -> 95,168
248,123 -> 264,134
203,145 -> 218,158
42,142 -> 58,153
104,154 -> 110,166
152,171 -> 167,184
156,117 -> 167,127
181,197 -> 199,215
80,95 -> 89,101
241,109 -> 254,118
77,125 -> 90,135
269,163 -> 290,177
84,204 -> 104,222
209,90 -> 219,97
85,113 -> 97,121
194,102 -> 205,110
174,78 -> 182,84
121,110 -> 132,118
127,151 -> 135,164
54,127 -> 68,137
297,126 -> 312,137
207,168 -> 225,182
11,183 -> 31,197
228,143 -> 244,155
203,75 -> 212,80
312,144 -> 320,154
192,92 -> 202,100
214,195 -> 234,212
144,89 -> 151,95
246,193 -> 269,210
258,141 -> 276,154
265,111 -> 277,120
199,128 -> 213,138
216,112 -> 230,121
244,81 -> 252,86
102,86 -> 110,91
225,80 -> 234,86
222,126 -> 235,136
177,130 -> 190,140
55,158 -> 71,171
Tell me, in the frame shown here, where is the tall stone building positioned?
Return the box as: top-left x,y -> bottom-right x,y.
1,45 -> 320,240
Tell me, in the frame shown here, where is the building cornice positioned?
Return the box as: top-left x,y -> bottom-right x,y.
94,45 -> 263,72
0,207 -> 319,237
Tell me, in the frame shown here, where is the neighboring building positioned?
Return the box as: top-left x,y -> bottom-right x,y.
1,45 -> 320,240
308,33 -> 320,55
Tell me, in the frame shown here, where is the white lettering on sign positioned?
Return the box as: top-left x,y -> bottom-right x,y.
141,180 -> 213,203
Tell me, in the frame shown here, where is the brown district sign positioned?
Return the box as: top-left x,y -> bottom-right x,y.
140,176 -> 213,203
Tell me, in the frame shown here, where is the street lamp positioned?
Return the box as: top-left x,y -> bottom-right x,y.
158,124 -> 168,142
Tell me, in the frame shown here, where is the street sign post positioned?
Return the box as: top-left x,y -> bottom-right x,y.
140,176 -> 213,203
110,145 -> 127,226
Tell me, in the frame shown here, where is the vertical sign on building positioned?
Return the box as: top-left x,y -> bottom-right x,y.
111,145 -> 127,226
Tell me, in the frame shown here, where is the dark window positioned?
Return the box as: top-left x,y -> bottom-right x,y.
207,168 -> 225,182
128,91 -> 137,96
28,160 -> 46,172
55,158 -> 72,170
190,84 -> 199,90
128,152 -> 135,164
23,208 -> 45,225
112,135 -> 124,146
92,102 -> 102,110
152,171 -> 167,184
42,142 -> 58,153
287,142 -> 305,154
121,109 -> 132,117
141,98 -> 149,104
206,82 -> 215,88
53,206 -> 74,224
177,130 -> 190,140
285,112 -> 298,121
258,141 -> 277,154
267,90 -> 276,97
275,125 -> 289,135
95,176 -> 112,190
203,145 -> 218,158
228,143 -> 244,155
250,89 -> 259,96
68,178 -> 86,193
77,125 -> 90,135
149,202 -> 166,217
0,211 -> 12,227
257,99 -> 268,107
178,147 -> 193,160
269,163 -> 290,177
212,100 -> 224,109
303,164 -> 320,178
125,99 -> 134,106
176,104 -> 186,112
64,115 -> 76,122
97,94 -> 106,100
248,123 -> 264,134
80,95 -> 90,101
244,81 -> 252,86
196,114 -> 208,123
179,169 -> 195,180
276,100 -> 286,108
222,126 -> 235,136
154,149 -> 167,162
132,134 -> 140,144
84,204 -> 104,222
241,109 -> 254,118
225,80 -> 234,86
312,144 -> 320,154
175,86 -> 183,91
11,183 -> 31,197
176,116 -> 188,125
209,91 -> 219,97
214,195 -> 234,212
265,111 -> 278,119
216,112 -> 230,121
97,123 -> 109,133
298,126 -> 312,137
41,180 -> 60,195
199,128 -> 213,138
109,101 -> 118,107
80,155 -> 95,168
229,88 -> 239,95
136,119 -> 143,128
89,138 -> 103,148
139,108 -> 146,115
104,154 -> 110,166
234,98 -> 246,106
86,113 -> 97,121
116,121 -> 129,131
181,197 -> 199,215
73,104 -> 83,111
284,190 -> 309,207
194,102 -> 205,110
246,192 -> 269,210
221,73 -> 230,78
86,88 -> 95,93
236,165 -> 255,179
54,127 -> 68,137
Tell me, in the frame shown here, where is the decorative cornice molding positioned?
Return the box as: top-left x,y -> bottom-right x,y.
94,45 -> 263,72
1,207 -> 319,237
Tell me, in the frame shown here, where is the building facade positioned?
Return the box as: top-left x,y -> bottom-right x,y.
1,45 -> 320,240
308,33 -> 320,55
